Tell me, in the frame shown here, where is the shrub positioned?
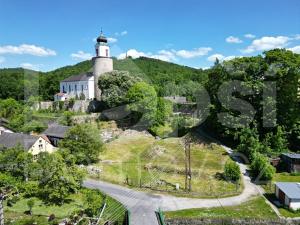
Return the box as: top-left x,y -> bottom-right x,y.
250,153 -> 275,182
224,161 -> 241,182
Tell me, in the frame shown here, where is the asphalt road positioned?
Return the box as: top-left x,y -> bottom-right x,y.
83,130 -> 263,225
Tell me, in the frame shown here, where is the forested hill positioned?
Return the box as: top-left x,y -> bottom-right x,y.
0,57 -> 209,100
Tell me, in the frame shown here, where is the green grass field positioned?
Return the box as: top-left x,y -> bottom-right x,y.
5,193 -> 84,219
5,191 -> 127,224
164,197 -> 278,219
94,133 -> 242,198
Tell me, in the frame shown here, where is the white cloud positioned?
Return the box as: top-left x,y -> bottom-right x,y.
115,30 -> 128,36
107,37 -> 118,43
121,31 -> 128,36
207,54 -> 240,62
293,34 -> 300,40
20,63 -> 42,71
71,51 -> 93,60
0,56 -> 5,64
151,50 -> 177,61
244,34 -> 256,39
0,44 -> 56,56
226,36 -> 243,43
207,54 -> 225,62
175,47 -> 212,58
118,49 -> 177,62
241,36 -> 290,54
118,49 -> 147,59
118,47 -> 213,62
288,45 -> 300,54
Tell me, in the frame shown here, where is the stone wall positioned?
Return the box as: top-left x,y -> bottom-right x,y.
33,100 -> 92,113
72,113 -> 100,124
165,218 -> 300,225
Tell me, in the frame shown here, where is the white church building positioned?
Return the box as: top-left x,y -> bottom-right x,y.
54,31 -> 113,101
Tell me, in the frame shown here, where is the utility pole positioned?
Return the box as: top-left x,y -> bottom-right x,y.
183,136 -> 192,192
0,194 -> 4,225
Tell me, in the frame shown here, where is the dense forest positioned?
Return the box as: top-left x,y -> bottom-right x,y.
0,57 -> 208,101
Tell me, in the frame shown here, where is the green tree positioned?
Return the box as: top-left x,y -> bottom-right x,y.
271,126 -> 288,153
60,111 -> 74,126
236,126 -> 261,160
36,153 -> 83,205
250,153 -> 275,182
98,70 -> 142,108
59,124 -> 103,164
126,82 -> 158,128
155,98 -> 172,126
83,190 -> 104,217
224,161 -> 241,182
27,199 -> 35,215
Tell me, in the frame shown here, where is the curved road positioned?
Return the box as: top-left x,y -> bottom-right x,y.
83,145 -> 263,225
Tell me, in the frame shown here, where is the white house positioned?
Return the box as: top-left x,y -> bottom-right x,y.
54,31 -> 113,101
0,133 -> 56,159
275,182 -> 300,210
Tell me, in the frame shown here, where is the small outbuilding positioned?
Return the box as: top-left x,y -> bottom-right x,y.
43,124 -> 70,147
275,182 -> 300,210
280,153 -> 300,173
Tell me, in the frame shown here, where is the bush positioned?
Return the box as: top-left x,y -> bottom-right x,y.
224,161 -> 241,182
250,153 -> 275,182
23,181 -> 39,198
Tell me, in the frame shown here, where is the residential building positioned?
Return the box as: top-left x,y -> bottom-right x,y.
0,133 -> 55,159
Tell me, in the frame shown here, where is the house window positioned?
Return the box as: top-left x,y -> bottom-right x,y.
33,155 -> 38,160
69,85 -> 71,92
82,85 -> 84,92
39,144 -> 43,149
75,84 -> 77,91
63,85 -> 65,93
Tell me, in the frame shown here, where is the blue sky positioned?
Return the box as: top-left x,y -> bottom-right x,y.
0,0 -> 299,71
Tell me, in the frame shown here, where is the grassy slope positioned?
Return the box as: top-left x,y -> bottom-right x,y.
164,197 -> 277,220
95,133 -> 241,197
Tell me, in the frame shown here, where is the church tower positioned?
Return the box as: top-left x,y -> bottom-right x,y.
93,30 -> 113,100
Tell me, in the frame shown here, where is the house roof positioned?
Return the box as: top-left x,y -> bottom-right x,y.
276,182 -> 300,199
0,132 -> 39,150
43,124 -> 70,138
61,72 -> 93,82
55,92 -> 67,97
281,153 -> 300,159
